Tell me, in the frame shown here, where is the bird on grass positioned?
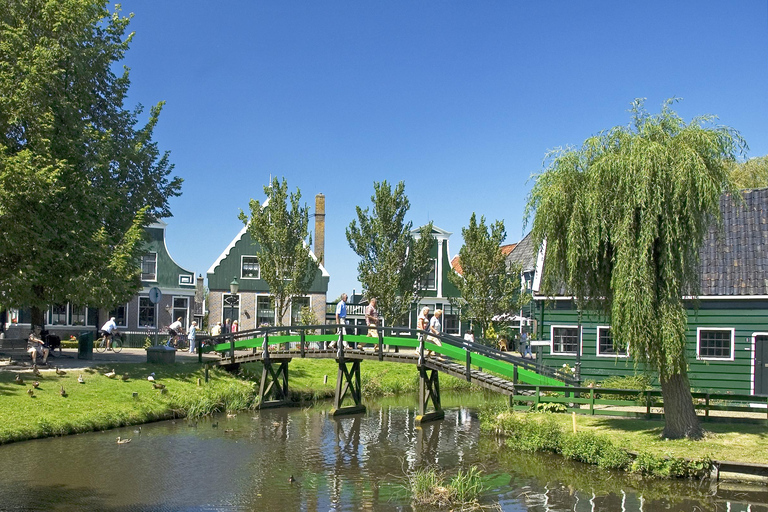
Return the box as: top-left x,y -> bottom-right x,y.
27,388 -> 34,397
55,367 -> 66,376
15,374 -> 23,385
152,382 -> 165,390
77,374 -> 85,384
60,385 -> 67,397
147,372 -> 156,382
288,475 -> 295,484
32,366 -> 41,377
116,437 -> 131,444
104,369 -> 116,379
224,428 -> 234,433
32,381 -> 39,388
121,373 -> 130,381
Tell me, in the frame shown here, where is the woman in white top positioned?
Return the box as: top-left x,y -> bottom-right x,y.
427,309 -> 443,347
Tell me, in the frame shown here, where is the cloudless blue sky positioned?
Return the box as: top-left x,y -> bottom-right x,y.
119,1 -> 768,299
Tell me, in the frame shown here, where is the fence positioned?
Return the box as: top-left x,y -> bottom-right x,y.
511,384 -> 768,425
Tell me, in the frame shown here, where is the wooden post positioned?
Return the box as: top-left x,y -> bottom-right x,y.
415,367 -> 444,425
258,359 -> 291,409
197,337 -> 202,364
465,349 -> 471,382
331,359 -> 366,416
646,390 -> 652,419
705,392 -> 710,418
300,330 -> 305,358
230,333 -> 236,364
205,363 -> 209,383
377,329 -> 384,361
513,365 -> 518,384
590,388 -> 595,415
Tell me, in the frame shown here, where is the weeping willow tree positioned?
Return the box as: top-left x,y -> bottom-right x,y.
525,99 -> 745,439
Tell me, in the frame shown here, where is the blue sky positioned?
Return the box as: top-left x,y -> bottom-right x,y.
119,1 -> 768,299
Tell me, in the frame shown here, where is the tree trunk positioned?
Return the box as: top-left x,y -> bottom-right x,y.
659,373 -> 703,440
30,306 -> 46,331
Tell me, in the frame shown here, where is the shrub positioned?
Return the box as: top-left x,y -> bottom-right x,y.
531,402 -> 567,413
631,451 -> 713,478
559,431 -> 631,470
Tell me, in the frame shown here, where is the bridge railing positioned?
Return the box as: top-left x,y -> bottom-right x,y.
198,323 -> 574,386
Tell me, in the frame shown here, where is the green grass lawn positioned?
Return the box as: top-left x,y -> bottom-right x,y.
0,359 -> 473,444
485,410 -> 768,465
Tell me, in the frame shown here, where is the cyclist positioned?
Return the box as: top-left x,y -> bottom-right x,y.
99,317 -> 119,350
167,317 -> 183,348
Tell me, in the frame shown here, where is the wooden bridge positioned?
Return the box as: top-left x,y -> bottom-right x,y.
199,325 -> 573,424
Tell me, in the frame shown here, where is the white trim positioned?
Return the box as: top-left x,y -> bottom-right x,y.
412,224 -> 452,240
595,325 -> 629,358
752,333 -> 768,396
221,292 -> 241,325
437,239 -> 444,296
425,258 -> 437,291
696,327 -> 735,361
255,293 -> 277,326
141,286 -> 195,296
532,239 -> 546,293
109,303 -> 129,328
290,295 -> 312,324
240,254 -> 261,280
137,296 -> 157,329
550,324 -> 581,356
208,224 -> 249,275
178,274 -> 194,286
534,294 -> 768,301
141,251 -> 158,282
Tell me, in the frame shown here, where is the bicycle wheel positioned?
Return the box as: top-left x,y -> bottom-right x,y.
95,336 -> 107,353
177,336 -> 188,351
110,337 -> 123,354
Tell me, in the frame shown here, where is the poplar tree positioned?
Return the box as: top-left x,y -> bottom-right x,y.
0,0 -> 181,325
448,214 -> 522,340
240,177 -> 319,326
525,99 -> 744,440
346,181 -> 433,327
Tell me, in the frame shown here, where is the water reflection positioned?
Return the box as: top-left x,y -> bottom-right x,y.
0,397 -> 765,511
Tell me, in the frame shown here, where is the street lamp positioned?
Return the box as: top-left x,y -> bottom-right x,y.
223,277 -> 239,333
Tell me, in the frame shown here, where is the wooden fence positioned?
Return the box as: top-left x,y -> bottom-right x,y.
511,384 -> 768,425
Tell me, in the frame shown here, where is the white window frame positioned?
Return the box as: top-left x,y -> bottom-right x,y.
141,252 -> 158,282
595,325 -> 629,358
550,325 -> 581,356
696,327 -> 735,361
179,274 -> 194,285
110,303 -> 129,328
137,296 -> 156,329
255,293 -> 276,326
290,296 -> 312,324
423,259 -> 437,291
241,255 -> 261,280
221,292 -> 241,325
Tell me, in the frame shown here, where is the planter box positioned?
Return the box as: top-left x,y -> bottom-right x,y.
146,346 -> 176,364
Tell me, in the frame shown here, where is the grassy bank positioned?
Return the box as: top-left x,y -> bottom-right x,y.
0,359 -> 474,444
480,406 -> 768,475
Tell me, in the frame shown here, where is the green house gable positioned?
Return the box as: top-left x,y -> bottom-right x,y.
142,222 -> 195,291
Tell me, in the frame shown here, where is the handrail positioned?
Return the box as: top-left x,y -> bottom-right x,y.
200,322 -> 576,385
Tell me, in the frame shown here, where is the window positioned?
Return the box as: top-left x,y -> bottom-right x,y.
138,297 -> 156,328
70,305 -> 86,326
697,328 -> 734,361
86,306 -> 98,326
291,297 -> 310,325
420,259 -> 437,291
222,293 -> 240,325
50,304 -> 67,325
241,256 -> 260,279
141,252 -> 157,281
551,326 -> 580,355
179,274 -> 193,285
110,304 -> 128,327
256,295 -> 275,326
443,304 -> 460,335
596,327 -> 628,357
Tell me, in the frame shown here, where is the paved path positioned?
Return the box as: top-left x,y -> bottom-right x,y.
0,347 -> 219,371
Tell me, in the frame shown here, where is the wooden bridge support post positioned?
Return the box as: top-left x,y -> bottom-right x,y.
300,330 -> 306,358
415,367 -> 444,425
258,359 -> 291,409
331,358 -> 366,417
230,333 -> 236,364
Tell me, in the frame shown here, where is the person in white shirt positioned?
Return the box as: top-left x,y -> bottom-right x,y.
167,317 -> 183,348
99,317 -> 119,349
188,321 -> 197,353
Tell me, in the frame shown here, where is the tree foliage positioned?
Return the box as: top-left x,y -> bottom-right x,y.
448,214 -> 523,339
728,155 -> 768,190
346,181 -> 433,327
0,0 -> 181,314
239,177 -> 319,326
525,99 -> 745,439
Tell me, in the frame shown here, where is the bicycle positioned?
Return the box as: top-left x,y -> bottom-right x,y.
95,332 -> 123,353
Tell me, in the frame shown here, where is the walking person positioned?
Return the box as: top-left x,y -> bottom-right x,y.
365,298 -> 379,350
231,320 -> 239,333
188,321 -> 197,353
427,309 -> 443,356
329,293 -> 347,349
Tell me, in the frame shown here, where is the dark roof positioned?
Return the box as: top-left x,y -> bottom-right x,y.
506,231 -> 537,272
700,187 -> 768,296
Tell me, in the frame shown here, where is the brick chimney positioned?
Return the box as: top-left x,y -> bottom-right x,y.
314,193 -> 325,265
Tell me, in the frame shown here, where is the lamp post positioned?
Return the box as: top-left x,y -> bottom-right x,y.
223,278 -> 239,334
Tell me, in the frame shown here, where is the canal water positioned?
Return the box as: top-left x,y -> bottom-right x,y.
0,393 -> 765,511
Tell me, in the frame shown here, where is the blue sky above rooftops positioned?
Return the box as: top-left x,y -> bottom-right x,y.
118,0 -> 768,299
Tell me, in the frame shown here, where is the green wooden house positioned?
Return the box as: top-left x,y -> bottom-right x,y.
530,188 -> 768,395
206,194 -> 329,330
4,220 -> 200,337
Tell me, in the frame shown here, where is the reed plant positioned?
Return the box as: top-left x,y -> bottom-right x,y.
408,465 -> 486,509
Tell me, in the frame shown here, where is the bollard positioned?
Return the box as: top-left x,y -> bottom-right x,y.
572,412 -> 577,433
205,364 -> 209,383
324,374 -> 328,384
197,377 -> 201,386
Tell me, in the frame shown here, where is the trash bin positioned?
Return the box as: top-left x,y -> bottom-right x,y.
78,331 -> 94,360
